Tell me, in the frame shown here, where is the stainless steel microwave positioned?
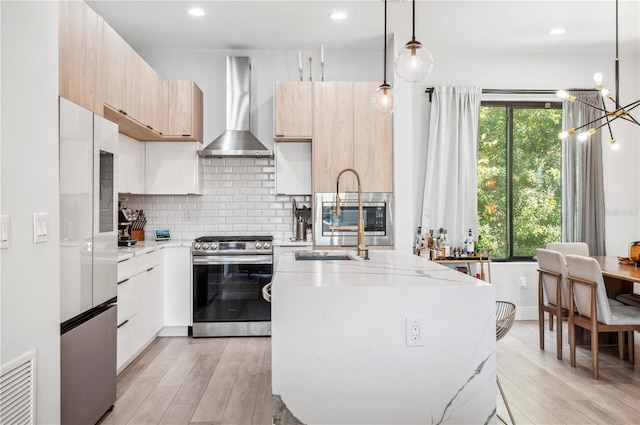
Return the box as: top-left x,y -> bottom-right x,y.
314,192 -> 394,247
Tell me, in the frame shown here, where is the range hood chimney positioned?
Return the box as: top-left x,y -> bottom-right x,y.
198,57 -> 273,158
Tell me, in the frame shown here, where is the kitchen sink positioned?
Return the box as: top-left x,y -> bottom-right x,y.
295,250 -> 353,261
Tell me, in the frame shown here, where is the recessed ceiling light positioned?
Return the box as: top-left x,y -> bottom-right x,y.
188,8 -> 205,17
329,11 -> 348,21
550,28 -> 566,35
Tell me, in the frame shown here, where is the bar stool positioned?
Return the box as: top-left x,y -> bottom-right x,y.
496,301 -> 517,425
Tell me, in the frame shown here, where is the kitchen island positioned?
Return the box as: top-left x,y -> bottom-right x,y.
271,250 -> 497,425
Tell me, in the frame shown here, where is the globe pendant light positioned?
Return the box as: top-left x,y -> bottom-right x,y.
395,0 -> 434,83
372,0 -> 396,114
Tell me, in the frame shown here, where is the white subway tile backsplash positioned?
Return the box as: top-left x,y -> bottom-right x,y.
121,158 -> 311,240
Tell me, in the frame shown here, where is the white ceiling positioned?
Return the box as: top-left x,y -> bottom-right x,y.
86,1 -> 640,55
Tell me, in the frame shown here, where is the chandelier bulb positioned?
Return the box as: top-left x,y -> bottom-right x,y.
577,128 -> 596,142
593,73 -> 603,85
558,128 -> 576,140
610,138 -> 620,151
556,90 -> 576,102
600,88 -> 610,97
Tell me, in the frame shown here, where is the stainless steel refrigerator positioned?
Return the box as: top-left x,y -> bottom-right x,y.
59,97 -> 118,425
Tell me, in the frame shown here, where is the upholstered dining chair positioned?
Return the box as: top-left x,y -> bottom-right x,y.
545,242 -> 589,257
536,248 -> 570,359
565,254 -> 640,379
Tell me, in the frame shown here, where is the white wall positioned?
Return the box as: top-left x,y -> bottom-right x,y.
1,2 -> 60,422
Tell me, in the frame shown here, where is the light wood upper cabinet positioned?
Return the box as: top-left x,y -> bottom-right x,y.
166,81 -> 204,142
353,82 -> 393,193
100,21 -> 126,113
60,0 -> 102,114
313,82 -> 355,193
149,71 -> 167,136
61,0 -> 200,143
274,82 -> 313,141
312,82 -> 393,194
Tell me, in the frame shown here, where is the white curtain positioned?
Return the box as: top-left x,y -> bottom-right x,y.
561,91 -> 606,255
421,86 -> 482,248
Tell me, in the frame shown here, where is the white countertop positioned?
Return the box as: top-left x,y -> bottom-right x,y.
273,239 -> 313,247
117,240 -> 191,261
273,249 -> 490,288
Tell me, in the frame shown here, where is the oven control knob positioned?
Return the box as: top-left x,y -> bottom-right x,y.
211,243 -> 218,250
202,243 -> 210,250
263,242 -> 271,249
256,242 -> 263,249
194,243 -> 202,250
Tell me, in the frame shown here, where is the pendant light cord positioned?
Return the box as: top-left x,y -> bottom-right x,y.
412,0 -> 416,42
615,0 -> 620,107
383,0 -> 387,84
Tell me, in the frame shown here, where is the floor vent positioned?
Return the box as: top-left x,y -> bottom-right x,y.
0,350 -> 36,425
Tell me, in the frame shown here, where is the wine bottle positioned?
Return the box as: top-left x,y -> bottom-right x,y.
465,228 -> 475,256
442,229 -> 451,257
476,235 -> 485,257
427,229 -> 435,249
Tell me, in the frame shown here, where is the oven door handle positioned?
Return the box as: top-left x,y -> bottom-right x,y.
192,255 -> 273,265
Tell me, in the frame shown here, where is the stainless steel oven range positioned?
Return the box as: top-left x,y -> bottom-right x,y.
191,235 -> 272,337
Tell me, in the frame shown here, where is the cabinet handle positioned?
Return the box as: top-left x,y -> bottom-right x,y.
118,110 -> 128,116
147,267 -> 154,272
117,319 -> 129,329
182,134 -> 191,137
118,278 -> 129,285
147,125 -> 153,130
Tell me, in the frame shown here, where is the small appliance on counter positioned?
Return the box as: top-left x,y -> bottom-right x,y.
118,201 -> 141,246
293,199 -> 311,241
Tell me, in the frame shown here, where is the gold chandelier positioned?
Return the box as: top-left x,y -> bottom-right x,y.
557,0 -> 640,151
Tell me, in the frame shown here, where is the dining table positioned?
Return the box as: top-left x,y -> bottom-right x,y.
591,256 -> 640,300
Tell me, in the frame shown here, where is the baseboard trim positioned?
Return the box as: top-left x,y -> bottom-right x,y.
158,326 -> 189,337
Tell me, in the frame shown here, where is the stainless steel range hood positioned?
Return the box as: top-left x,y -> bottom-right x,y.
198,57 -> 273,158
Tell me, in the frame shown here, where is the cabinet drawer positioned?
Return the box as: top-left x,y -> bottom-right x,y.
117,275 -> 137,323
116,314 -> 137,372
118,249 -> 162,281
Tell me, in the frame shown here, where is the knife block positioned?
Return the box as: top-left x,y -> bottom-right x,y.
131,230 -> 145,241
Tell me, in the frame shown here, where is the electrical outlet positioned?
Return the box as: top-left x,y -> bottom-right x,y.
406,317 -> 426,347
520,276 -> 527,289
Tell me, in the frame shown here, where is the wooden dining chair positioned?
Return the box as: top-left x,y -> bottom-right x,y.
565,254 -> 640,379
536,248 -> 570,359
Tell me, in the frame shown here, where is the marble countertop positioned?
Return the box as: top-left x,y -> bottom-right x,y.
273,249 -> 491,288
117,240 -> 191,261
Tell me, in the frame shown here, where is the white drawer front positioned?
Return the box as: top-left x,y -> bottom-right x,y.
118,250 -> 162,281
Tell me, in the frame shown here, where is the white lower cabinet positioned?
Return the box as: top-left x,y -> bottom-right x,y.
116,249 -> 163,373
160,246 -> 191,335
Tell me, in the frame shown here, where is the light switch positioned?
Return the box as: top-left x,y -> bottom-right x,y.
1,215 -> 10,249
33,212 -> 49,244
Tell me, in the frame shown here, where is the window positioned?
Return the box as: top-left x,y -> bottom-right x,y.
477,102 -> 562,260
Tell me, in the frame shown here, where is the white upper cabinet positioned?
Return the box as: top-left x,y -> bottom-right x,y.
145,141 -> 203,195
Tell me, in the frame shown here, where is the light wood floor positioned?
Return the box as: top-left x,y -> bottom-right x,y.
100,321 -> 639,425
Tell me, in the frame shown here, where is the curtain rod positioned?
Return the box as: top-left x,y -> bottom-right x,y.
424,87 -> 596,102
